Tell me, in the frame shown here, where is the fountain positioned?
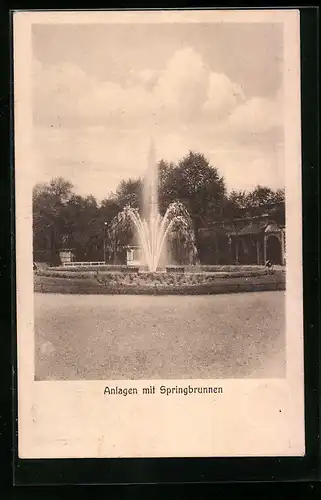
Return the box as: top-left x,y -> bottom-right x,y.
34,140 -> 285,295
108,139 -> 197,272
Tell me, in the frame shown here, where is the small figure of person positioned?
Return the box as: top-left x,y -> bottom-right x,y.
265,259 -> 274,272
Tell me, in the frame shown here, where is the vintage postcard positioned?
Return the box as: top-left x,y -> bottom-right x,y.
14,9 -> 305,459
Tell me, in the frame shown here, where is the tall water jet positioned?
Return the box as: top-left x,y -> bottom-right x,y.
143,138 -> 159,224
108,139 -> 197,271
141,138 -> 163,268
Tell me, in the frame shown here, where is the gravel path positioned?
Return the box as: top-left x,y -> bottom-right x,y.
34,291 -> 285,380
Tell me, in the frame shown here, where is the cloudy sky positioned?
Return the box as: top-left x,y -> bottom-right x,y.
32,22 -> 284,201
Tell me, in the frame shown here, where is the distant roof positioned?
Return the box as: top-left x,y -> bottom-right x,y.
237,221 -> 267,235
226,220 -> 283,236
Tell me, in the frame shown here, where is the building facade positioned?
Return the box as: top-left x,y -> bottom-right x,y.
198,202 -> 286,266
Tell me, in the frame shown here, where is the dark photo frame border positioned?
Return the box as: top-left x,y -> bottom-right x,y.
0,5 -> 319,490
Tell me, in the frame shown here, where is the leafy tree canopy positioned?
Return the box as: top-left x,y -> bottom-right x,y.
159,151 -> 226,230
32,151 -> 285,264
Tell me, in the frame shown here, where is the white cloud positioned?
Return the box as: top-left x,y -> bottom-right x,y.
206,144 -> 284,192
33,60 -> 96,124
227,96 -> 282,135
152,47 -> 209,121
129,68 -> 158,87
34,47 -> 239,126
202,72 -> 245,118
78,81 -> 126,119
33,123 -> 284,201
32,47 -> 284,197
34,47 -> 281,136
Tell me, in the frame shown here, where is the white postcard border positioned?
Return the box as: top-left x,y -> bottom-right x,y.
14,9 -> 305,459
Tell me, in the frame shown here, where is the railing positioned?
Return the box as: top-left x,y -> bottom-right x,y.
62,261 -> 105,267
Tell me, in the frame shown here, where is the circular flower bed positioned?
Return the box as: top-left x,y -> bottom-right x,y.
34,266 -> 285,295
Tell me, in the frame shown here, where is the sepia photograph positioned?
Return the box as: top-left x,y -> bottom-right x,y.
32,19 -> 286,381
14,9 -> 304,459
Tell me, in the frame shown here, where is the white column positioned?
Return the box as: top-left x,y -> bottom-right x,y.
281,229 -> 286,265
228,236 -> 232,263
263,235 -> 267,263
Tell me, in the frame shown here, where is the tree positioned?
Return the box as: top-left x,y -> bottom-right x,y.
225,186 -> 285,218
115,178 -> 143,209
32,178 -> 74,264
33,178 -> 104,263
100,198 -> 121,225
228,190 -> 248,209
61,194 -> 101,261
32,158 -> 285,266
160,151 -> 226,234
246,185 -> 285,208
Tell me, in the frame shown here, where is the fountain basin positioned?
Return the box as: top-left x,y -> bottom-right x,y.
166,266 -> 185,274
34,266 -> 285,295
